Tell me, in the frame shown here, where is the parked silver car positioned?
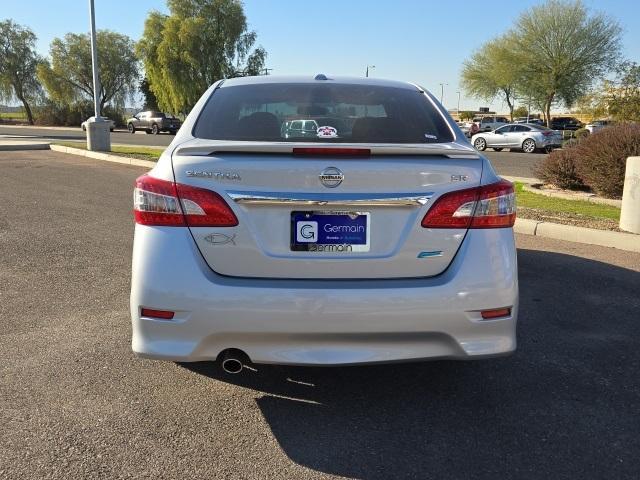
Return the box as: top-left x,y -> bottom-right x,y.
585,119 -> 612,134
81,116 -> 115,132
472,123 -> 562,153
130,75 -> 518,370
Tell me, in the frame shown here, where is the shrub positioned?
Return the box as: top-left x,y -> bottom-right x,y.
535,144 -> 587,190
575,123 -> 640,198
574,128 -> 590,140
33,100 -> 127,127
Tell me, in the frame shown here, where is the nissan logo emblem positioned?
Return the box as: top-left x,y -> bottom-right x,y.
319,167 -> 344,188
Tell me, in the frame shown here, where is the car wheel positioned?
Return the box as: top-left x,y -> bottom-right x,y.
170,130 -> 177,135
473,137 -> 487,151
151,124 -> 159,135
522,138 -> 537,153
544,146 -> 554,154
493,148 -> 503,152
145,129 -> 151,134
128,123 -> 135,134
110,128 -> 114,132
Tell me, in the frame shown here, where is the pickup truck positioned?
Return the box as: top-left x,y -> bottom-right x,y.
127,111 -> 182,135
473,116 -> 509,132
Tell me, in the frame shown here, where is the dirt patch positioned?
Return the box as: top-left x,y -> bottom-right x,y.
518,207 -> 622,231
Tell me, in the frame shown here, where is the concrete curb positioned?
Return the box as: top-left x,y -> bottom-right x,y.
521,183 -> 622,207
514,218 -> 639,252
49,144 -> 156,168
0,141 -> 51,151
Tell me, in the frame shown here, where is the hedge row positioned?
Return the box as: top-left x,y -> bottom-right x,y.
535,123 -> 640,198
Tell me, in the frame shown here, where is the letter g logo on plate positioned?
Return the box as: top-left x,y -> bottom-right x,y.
296,221 -> 318,242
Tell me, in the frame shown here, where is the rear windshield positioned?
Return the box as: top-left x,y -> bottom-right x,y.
193,83 -> 454,143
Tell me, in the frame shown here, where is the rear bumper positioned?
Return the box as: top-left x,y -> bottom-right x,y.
130,226 -> 518,365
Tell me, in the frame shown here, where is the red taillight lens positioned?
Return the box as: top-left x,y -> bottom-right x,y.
292,147 -> 371,156
422,179 -> 516,229
140,308 -> 175,320
542,130 -> 553,137
481,307 -> 511,319
133,175 -> 184,226
133,175 -> 238,227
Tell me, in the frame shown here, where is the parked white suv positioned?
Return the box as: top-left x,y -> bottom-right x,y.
474,116 -> 509,132
130,75 -> 518,373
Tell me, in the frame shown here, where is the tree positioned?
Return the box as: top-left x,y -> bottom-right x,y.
606,62 -> 640,122
137,0 -> 267,114
139,76 -> 159,110
0,20 -> 43,125
459,111 -> 475,121
37,30 -> 139,111
512,106 -> 529,118
461,34 -> 519,121
512,0 -> 622,126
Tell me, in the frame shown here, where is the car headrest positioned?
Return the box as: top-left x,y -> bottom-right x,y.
351,117 -> 414,143
235,112 -> 281,140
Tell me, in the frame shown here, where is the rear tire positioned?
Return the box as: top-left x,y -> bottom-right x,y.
151,124 -> 159,135
473,137 -> 487,151
128,123 -> 135,134
145,129 -> 151,134
522,138 -> 537,154
493,148 -> 503,152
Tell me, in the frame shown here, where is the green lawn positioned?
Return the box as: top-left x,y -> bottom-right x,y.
514,182 -> 620,220
0,111 -> 27,120
53,141 -> 163,162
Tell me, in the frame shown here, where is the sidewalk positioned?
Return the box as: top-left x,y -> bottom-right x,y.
0,137 -> 50,150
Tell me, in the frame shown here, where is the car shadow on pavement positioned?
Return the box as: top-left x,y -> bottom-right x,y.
181,248 -> 640,480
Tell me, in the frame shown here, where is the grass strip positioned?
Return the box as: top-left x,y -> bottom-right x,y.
514,182 -> 620,221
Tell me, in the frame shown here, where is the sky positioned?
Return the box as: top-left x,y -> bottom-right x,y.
3,0 -> 639,111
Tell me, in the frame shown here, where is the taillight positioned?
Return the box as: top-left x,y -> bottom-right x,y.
133,175 -> 238,227
421,179 -> 516,229
542,130 -> 554,137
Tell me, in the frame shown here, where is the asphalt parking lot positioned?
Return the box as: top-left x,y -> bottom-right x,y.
1,150 -> 639,479
0,125 -> 544,179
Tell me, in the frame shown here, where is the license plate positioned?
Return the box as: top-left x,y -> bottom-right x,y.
291,211 -> 370,252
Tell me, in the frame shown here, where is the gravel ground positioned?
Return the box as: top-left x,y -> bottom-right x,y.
517,207 -> 622,231
2,150 -> 640,480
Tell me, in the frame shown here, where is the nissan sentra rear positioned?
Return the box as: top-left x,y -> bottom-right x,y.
130,75 -> 518,369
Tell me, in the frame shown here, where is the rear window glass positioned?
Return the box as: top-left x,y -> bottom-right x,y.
193,83 -> 454,143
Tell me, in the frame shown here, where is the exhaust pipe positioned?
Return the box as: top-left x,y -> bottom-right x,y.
219,349 -> 249,375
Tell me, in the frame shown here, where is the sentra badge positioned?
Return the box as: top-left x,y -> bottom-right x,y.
186,170 -> 241,181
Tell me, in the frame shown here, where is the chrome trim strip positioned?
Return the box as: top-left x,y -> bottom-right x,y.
227,191 -> 433,207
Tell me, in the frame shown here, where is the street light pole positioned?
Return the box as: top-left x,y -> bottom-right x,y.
86,0 -> 110,151
456,91 -> 461,114
366,65 -> 375,77
89,0 -> 101,119
439,83 -> 448,105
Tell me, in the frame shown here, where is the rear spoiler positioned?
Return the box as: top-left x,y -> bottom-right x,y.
174,140 -> 480,159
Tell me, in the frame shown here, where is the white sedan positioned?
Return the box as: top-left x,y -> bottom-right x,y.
81,116 -> 115,132
472,123 -> 563,153
130,75 -> 518,373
